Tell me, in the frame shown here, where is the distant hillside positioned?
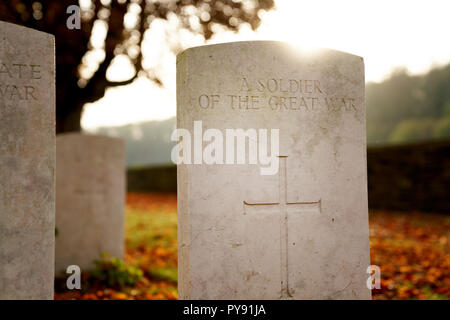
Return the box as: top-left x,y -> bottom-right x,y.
89,63 -> 450,167
90,117 -> 176,168
367,63 -> 450,146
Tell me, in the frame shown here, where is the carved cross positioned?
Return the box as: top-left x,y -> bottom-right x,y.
243,156 -> 321,299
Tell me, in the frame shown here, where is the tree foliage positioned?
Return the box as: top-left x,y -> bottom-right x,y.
389,118 -> 436,144
434,116 -> 450,139
0,0 -> 274,132
367,63 -> 450,145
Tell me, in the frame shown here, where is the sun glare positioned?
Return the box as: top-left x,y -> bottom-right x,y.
82,0 -> 450,130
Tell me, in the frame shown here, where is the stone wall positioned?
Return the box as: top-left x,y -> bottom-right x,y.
127,165 -> 177,193
367,140 -> 450,213
127,140 -> 450,213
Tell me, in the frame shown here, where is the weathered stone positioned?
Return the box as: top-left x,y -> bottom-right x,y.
177,41 -> 371,299
0,21 -> 55,300
55,133 -> 125,275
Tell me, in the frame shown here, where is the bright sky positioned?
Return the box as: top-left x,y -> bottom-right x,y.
82,0 -> 450,130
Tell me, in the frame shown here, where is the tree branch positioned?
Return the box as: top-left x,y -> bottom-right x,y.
105,74 -> 139,87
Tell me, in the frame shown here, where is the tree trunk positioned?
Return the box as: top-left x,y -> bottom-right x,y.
56,103 -> 83,134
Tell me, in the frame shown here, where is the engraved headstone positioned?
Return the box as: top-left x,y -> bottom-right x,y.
0,21 -> 55,299
177,41 -> 371,299
55,133 -> 125,275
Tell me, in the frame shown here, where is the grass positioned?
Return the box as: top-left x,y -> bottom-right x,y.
126,208 -> 177,250
55,193 -> 449,300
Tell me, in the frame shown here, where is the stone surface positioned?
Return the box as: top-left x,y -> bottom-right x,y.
177,41 -> 371,299
0,21 -> 55,300
55,133 -> 125,275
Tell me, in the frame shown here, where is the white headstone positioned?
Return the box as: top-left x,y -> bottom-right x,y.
0,21 -> 55,299
55,133 -> 125,275
177,41 -> 371,299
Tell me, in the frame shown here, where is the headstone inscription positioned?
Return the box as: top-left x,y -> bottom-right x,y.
176,41 -> 371,299
0,21 -> 55,300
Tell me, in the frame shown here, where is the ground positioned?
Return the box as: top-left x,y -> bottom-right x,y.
370,210 -> 449,299
54,193 -> 449,300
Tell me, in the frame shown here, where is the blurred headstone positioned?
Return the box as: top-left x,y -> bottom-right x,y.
55,133 -> 125,275
0,21 -> 55,299
177,41 -> 371,299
